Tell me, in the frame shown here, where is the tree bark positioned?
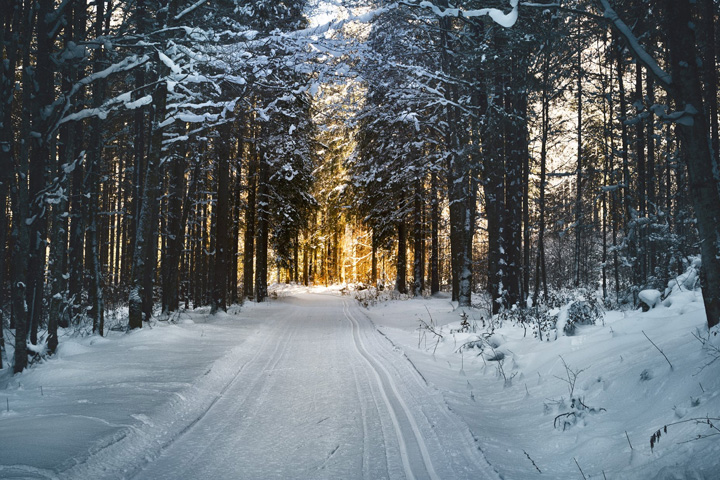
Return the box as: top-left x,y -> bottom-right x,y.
243,147 -> 257,300
430,171 -> 440,294
161,137 -> 190,313
413,177 -> 424,296
635,63 -> 647,285
26,0 -> 56,345
211,127 -> 231,313
395,218 -> 407,294
574,34 -> 583,288
1,0 -> 23,367
534,44 -> 550,306
663,0 -> 720,328
254,152 -> 269,302
11,0 -> 35,372
128,52 -> 167,329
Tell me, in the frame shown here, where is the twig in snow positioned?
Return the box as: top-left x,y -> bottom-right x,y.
554,411 -> 577,430
554,356 -> 585,398
691,331 -> 720,374
424,305 -> 435,327
642,330 -> 674,371
574,457 -> 587,480
523,450 -> 541,473
418,310 -> 444,355
652,416 -> 720,450
625,430 -> 633,450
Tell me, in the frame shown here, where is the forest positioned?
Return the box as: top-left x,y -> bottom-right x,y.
1,0 -> 720,375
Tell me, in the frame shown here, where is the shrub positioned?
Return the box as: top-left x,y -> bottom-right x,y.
563,295 -> 603,336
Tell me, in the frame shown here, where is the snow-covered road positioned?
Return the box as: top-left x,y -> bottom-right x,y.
129,293 -> 496,480
5,288 -> 717,479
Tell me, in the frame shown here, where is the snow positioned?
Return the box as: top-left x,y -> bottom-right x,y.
173,0 -> 207,22
158,52 -> 183,76
638,289 -> 662,309
2,283 -> 719,479
416,0 -> 519,29
361,288 -> 720,479
124,95 -> 153,110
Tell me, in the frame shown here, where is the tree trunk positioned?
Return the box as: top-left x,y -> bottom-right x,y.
663,0 -> 720,328
86,0 -> 107,335
26,0 -> 56,345
413,177 -> 424,296
395,218 -> 407,294
371,230 -> 378,286
430,172 -> 440,294
504,53 -> 526,308
11,0 -> 34,372
231,143 -> 242,301
574,36 -> 583,288
534,46 -> 550,306
243,148 -> 257,300
211,128 -> 231,313
635,63 -> 647,286
128,51 -> 167,329
162,138 -> 192,313
67,15 -> 86,312
699,0 -> 719,166
646,75 -> 656,280
254,153 -> 269,302
616,40 -> 633,270
1,0 -> 23,367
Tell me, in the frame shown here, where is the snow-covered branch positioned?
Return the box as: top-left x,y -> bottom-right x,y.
401,0 -> 519,28
51,55 -> 151,134
597,0 -> 672,90
174,0 -> 208,22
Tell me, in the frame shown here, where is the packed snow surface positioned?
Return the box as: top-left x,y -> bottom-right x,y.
1,284 -> 719,479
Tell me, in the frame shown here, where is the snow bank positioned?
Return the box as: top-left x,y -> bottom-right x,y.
362,282 -> 720,479
0,308 -> 261,478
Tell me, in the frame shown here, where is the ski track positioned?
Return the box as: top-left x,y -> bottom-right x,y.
343,298 -> 501,480
45,293 -> 499,479
351,305 -> 502,479
343,298 -> 437,480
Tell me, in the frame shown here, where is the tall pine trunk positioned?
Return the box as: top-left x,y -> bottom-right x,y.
211,127 -> 231,313
26,0 -> 56,345
395,218 -> 407,294
663,0 -> 720,328
243,148 -> 257,300
254,153 -> 269,302
128,52 -> 168,329
413,177 -> 424,296
430,172 -> 440,294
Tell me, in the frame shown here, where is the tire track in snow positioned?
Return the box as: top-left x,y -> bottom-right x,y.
343,299 -> 440,480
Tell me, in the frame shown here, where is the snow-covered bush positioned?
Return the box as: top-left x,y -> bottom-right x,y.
665,256 -> 701,297
496,305 -> 558,341
638,289 -> 662,311
350,284 -> 410,308
563,295 -> 603,336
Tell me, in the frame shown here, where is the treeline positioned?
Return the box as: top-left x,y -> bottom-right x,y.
2,0 -> 720,374
0,0 -> 319,373
347,0 -> 720,328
